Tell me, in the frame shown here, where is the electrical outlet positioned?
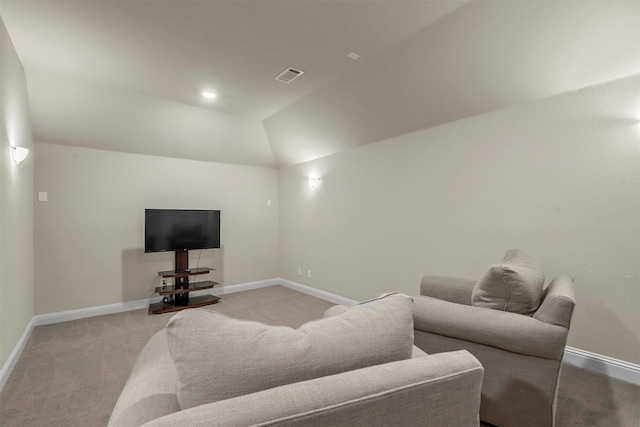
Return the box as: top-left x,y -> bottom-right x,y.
297,267 -> 302,276
307,270 -> 312,278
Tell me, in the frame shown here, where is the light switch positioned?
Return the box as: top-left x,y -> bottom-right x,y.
37,192 -> 48,202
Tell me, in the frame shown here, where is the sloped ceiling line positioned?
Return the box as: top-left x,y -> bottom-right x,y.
1,0 -> 638,167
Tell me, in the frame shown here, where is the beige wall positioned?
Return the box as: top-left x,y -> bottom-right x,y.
34,143 -> 278,314
278,76 -> 640,364
0,18 -> 34,366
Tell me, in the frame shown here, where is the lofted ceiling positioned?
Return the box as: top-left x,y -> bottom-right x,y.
0,0 -> 638,167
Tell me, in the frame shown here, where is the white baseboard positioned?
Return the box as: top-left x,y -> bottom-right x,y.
278,278 -> 358,306
2,278 -> 639,393
33,296 -> 163,326
563,346 -> 640,386
215,278 -> 280,295
0,317 -> 35,392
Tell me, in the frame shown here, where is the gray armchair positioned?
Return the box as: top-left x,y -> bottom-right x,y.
413,274 -> 575,427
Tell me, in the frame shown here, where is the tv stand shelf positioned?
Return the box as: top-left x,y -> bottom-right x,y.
157,267 -> 213,278
149,260 -> 220,314
154,280 -> 218,296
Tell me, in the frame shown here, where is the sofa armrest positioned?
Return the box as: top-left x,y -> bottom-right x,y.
413,296 -> 569,360
322,304 -> 350,318
533,275 -> 575,328
420,275 -> 476,306
142,351 -> 483,427
108,330 -> 180,427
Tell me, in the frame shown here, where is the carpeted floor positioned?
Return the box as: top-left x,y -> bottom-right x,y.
0,285 -> 638,426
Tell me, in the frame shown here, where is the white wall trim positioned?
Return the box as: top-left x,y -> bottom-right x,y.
3,278 -> 639,393
33,296 -> 162,326
278,278 -> 358,306
563,346 -> 640,386
215,278 -> 280,295
0,317 -> 35,392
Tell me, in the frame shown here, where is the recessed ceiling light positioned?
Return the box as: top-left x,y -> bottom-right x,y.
202,91 -> 217,99
347,52 -> 361,60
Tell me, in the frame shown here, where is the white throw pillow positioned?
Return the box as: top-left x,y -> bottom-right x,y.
166,293 -> 414,409
471,248 -> 544,315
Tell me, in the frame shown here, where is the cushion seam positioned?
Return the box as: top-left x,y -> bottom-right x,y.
498,264 -> 510,311
254,367 -> 483,426
415,329 -> 560,360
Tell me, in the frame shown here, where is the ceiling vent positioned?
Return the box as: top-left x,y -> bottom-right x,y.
275,67 -> 305,84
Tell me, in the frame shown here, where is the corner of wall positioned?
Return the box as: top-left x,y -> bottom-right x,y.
0,16 -> 36,371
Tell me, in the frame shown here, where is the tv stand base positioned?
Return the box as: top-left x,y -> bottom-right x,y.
148,294 -> 220,315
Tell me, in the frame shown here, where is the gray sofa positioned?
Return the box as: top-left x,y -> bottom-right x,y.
109,294 -> 484,427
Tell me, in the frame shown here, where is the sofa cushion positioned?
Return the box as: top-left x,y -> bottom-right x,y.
471,248 -> 544,315
166,293 -> 415,410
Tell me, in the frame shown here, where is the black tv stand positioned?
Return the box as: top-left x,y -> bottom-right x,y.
148,251 -> 220,314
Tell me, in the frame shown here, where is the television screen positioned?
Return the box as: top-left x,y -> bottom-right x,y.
145,209 -> 220,253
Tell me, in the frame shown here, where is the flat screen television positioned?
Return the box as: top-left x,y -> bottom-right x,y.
145,209 -> 221,253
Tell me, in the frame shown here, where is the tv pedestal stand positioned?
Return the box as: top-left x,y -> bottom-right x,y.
148,250 -> 220,315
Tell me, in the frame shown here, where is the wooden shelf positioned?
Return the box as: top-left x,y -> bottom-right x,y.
149,256 -> 220,315
154,280 -> 218,295
148,294 -> 220,315
158,267 -> 212,278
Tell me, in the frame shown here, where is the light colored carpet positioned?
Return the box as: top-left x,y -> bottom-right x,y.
0,286 -> 333,427
0,285 -> 638,426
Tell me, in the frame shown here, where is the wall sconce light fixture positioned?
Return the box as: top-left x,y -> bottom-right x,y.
10,146 -> 29,165
308,177 -> 321,190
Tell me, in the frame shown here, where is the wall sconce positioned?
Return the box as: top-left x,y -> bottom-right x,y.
308,177 -> 321,190
10,146 -> 29,165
